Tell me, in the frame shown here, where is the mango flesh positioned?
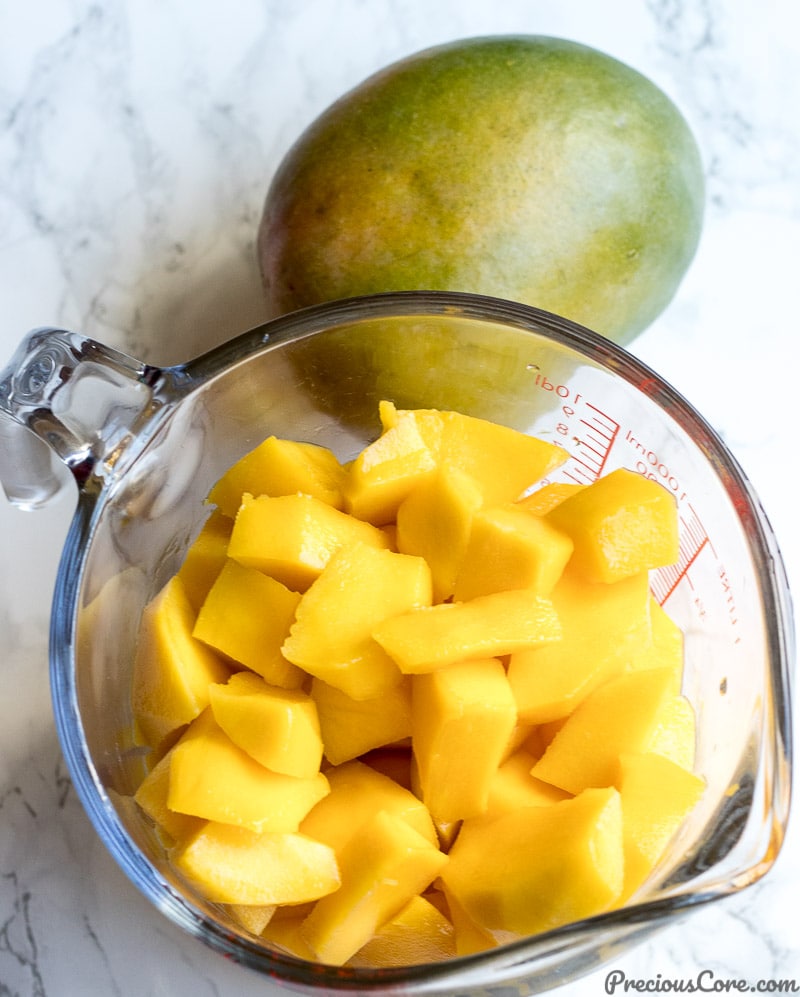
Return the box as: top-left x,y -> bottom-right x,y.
208,435 -> 346,518
614,751 -> 706,902
193,559 -> 304,688
299,809 -> 448,966
171,821 -> 340,906
128,402 -> 705,968
441,787 -> 624,937
131,575 -> 231,752
506,567 -> 653,723
228,491 -> 390,592
348,894 -> 457,968
177,509 -> 232,612
299,759 -> 438,855
310,676 -> 412,765
208,671 -> 323,778
259,36 -> 703,348
452,504 -> 574,601
167,709 -> 330,833
546,468 -> 679,584
281,541 -> 432,699
395,464 -> 483,603
372,589 -> 562,674
411,657 -> 518,822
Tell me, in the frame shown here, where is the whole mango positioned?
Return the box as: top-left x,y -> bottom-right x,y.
258,36 -> 704,346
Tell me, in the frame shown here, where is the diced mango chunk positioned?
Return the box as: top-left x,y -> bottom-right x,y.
226,903 -> 277,936
453,504 -> 574,601
261,907 -> 319,960
614,752 -> 706,902
647,694 -> 698,771
171,821 -> 340,906
628,597 -> 685,694
442,787 -> 624,936
131,575 -> 231,751
343,405 -> 438,525
384,402 -> 567,505
193,559 -> 304,688
282,542 -> 432,699
373,589 -> 561,674
515,481 -> 586,515
133,749 -> 205,845
412,657 -> 517,822
531,667 -> 677,795
441,885 -> 497,956
395,465 -> 484,602
228,492 -> 390,591
299,758 -> 437,854
300,809 -> 448,965
167,710 -> 329,832
506,567 -> 652,723
208,435 -> 346,517
547,467 -> 679,583
311,676 -> 412,765
209,671 -> 323,778
177,510 -> 232,612
348,894 -> 457,968
482,748 -> 571,817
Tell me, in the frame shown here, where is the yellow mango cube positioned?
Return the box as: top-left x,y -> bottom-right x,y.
261,907 -> 319,959
133,749 -> 205,845
453,504 -> 574,601
282,542 -> 432,699
208,435 -> 346,517
412,657 -> 518,822
395,465 -> 484,602
311,676 -> 412,765
614,751 -> 706,902
647,694 -> 698,771
482,747 -> 571,817
547,467 -> 679,583
167,711 -> 329,832
300,809 -> 448,966
171,821 -> 340,906
628,597 -> 685,694
209,671 -> 323,778
348,894 -> 457,967
373,588 -> 561,675
300,759 -> 437,854
507,567 -> 652,723
228,492 -> 390,591
193,559 -> 304,688
343,405 -> 438,525
226,903 -> 277,936
177,510 -> 232,612
442,787 -> 624,937
386,403 -> 567,505
441,886 -> 497,956
515,482 -> 587,515
131,575 -> 231,751
531,667 -> 677,794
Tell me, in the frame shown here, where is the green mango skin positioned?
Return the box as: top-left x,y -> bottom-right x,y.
258,36 -> 704,346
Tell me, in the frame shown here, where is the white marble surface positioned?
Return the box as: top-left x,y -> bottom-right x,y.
1,1 -> 799,994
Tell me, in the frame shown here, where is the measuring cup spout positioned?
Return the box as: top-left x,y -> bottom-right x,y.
0,328 -> 157,509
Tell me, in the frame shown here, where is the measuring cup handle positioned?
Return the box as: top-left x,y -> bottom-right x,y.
0,328 -> 157,509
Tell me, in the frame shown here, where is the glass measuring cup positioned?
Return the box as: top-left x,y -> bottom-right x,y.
0,291 -> 793,995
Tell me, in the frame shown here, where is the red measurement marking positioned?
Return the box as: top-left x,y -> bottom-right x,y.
562,403 -> 620,484
651,501 -> 714,606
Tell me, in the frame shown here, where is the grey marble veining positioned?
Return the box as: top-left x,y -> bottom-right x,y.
1,1 -> 799,994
